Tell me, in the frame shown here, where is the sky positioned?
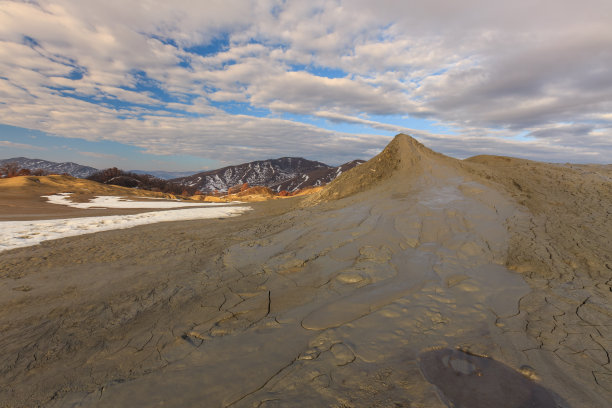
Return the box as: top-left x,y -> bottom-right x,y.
0,0 -> 611,171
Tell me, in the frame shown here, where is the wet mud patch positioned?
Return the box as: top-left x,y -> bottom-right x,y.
418,348 -> 564,408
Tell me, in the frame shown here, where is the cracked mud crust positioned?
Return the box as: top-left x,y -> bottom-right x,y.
1,134 -> 610,407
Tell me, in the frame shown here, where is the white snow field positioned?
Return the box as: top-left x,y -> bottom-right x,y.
0,195 -> 252,252
43,193 -> 239,209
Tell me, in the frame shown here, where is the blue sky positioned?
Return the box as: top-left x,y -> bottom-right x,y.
1,0 -> 611,171
0,124 -> 213,171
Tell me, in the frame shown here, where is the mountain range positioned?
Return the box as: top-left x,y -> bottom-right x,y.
1,156 -> 364,192
171,157 -> 364,193
0,157 -> 98,179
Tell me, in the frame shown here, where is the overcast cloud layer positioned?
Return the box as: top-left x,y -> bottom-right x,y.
1,0 -> 611,166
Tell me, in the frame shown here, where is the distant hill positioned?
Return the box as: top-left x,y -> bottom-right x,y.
0,157 -> 98,178
129,169 -> 203,180
86,167 -> 194,195
1,156 -> 364,192
171,157 -> 333,193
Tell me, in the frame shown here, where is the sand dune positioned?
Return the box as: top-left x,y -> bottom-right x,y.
0,134 -> 610,407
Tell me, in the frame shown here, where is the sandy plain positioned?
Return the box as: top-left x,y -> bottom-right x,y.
0,134 -> 611,407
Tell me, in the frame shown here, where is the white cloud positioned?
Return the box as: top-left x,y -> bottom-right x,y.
0,140 -> 45,150
313,111 -> 402,133
0,0 -> 611,165
248,71 -> 420,115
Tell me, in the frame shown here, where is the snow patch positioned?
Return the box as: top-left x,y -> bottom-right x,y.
44,193 -> 237,209
1,206 -> 251,252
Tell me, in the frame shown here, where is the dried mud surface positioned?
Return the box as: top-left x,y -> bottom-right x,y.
1,135 -> 610,407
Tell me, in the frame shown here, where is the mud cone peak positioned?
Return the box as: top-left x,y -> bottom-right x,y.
392,133 -> 424,148
391,133 -> 446,162
309,133 -> 452,202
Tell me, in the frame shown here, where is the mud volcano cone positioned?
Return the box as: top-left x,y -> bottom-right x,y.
310,133 -> 458,202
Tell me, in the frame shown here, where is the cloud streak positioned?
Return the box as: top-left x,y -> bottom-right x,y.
0,140 -> 45,150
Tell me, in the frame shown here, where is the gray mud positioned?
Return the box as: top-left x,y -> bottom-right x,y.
1,135 -> 611,407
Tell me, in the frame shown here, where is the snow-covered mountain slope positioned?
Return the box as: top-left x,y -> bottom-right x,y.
171,157 -> 333,193
271,160 -> 365,192
1,155 -> 364,192
0,157 -> 98,178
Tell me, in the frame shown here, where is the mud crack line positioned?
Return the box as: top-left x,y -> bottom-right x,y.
224,356 -> 298,407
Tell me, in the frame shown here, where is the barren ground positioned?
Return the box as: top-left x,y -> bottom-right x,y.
0,135 -> 610,407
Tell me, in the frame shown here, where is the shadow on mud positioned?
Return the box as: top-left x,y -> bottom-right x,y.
419,348 -> 568,408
